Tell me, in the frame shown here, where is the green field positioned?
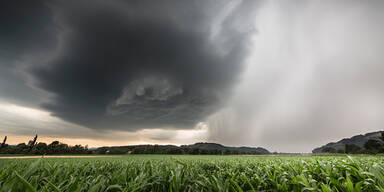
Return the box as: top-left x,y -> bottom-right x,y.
0,155 -> 384,192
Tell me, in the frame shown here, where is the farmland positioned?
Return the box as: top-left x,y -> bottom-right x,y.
0,155 -> 384,191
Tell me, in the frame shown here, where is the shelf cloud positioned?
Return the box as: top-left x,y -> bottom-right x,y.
4,0 -> 259,131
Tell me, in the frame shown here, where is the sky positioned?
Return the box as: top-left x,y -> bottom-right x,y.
1,0 -> 384,153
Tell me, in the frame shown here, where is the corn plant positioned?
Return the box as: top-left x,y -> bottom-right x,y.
0,155 -> 383,192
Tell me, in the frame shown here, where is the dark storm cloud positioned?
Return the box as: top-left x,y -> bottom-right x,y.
0,1 -> 57,106
0,0 -> 57,63
25,0 -> 258,130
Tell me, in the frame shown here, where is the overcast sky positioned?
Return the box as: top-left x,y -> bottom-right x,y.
1,0 -> 384,152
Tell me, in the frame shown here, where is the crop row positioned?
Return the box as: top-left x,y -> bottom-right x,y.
0,155 -> 383,191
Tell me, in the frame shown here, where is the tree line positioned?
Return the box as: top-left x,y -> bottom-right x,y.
0,135 -> 265,155
94,145 -> 265,155
322,132 -> 384,154
0,135 -> 90,155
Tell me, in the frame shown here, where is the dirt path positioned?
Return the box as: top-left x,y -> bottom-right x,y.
0,155 -> 114,159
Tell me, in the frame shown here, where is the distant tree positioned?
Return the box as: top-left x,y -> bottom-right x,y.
200,149 -> 209,155
48,141 -> 60,154
322,147 -> 336,153
175,148 -> 184,154
364,139 -> 381,152
378,131 -> 384,153
132,147 -> 145,154
336,149 -> 345,154
32,142 -> 48,155
191,148 -> 200,155
0,136 -> 7,148
381,131 -> 384,142
345,144 -> 362,154
16,143 -> 28,153
58,143 -> 69,154
106,147 -> 128,154
16,143 -> 27,148
224,149 -> 231,155
28,134 -> 38,147
210,149 -> 220,155
27,134 -> 38,153
154,144 -> 159,153
95,147 -> 109,154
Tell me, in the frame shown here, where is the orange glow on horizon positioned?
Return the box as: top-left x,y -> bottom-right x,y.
2,134 -> 184,148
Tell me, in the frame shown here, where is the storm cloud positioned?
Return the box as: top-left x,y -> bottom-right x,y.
19,0 -> 259,131
0,1 -> 56,106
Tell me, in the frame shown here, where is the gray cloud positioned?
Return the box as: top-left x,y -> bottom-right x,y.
0,1 -> 57,106
19,0 -> 259,131
0,1 -> 57,61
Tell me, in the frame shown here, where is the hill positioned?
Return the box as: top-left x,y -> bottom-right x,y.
312,131 -> 384,153
181,142 -> 270,154
95,142 -> 270,155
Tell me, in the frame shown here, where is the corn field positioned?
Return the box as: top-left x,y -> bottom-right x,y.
0,155 -> 383,192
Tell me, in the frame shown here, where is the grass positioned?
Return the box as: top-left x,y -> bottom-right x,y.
0,155 -> 383,191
